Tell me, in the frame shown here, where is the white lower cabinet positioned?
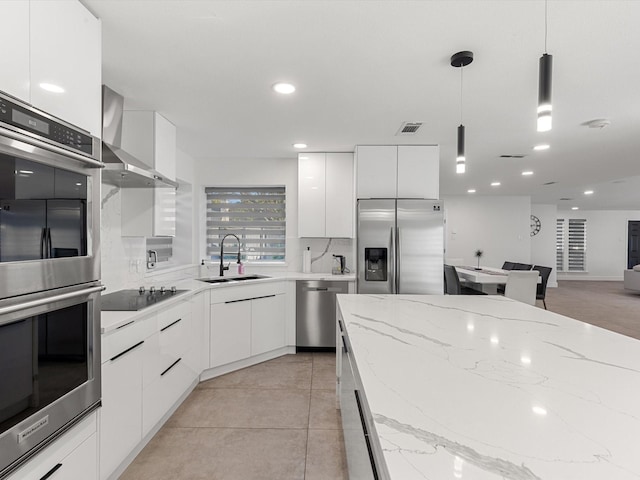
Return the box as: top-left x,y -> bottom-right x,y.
251,294 -> 286,356
209,282 -> 287,368
6,412 -> 98,480
100,323 -> 146,480
210,300 -> 251,367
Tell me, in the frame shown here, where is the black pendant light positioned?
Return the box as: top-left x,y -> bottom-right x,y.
451,51 -> 473,174
537,0 -> 553,132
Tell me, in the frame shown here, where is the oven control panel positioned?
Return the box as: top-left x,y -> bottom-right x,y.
0,95 -> 93,155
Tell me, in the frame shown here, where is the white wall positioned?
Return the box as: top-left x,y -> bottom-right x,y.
531,204 -> 558,287
194,157 -> 354,274
558,209 -> 640,281
442,195 -> 531,269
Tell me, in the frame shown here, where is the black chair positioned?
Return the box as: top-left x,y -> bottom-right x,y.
444,265 -> 486,295
502,261 -> 516,270
513,263 -> 533,270
444,264 -> 461,294
532,265 -> 552,309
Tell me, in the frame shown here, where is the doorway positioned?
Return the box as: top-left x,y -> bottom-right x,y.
628,221 -> 640,268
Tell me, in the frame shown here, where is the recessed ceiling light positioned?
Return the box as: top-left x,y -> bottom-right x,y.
520,356 -> 532,365
533,144 -> 550,151
467,189 -> 476,193
293,143 -> 307,149
39,82 -> 65,93
491,182 -> 501,187
572,206 -> 579,210
584,190 -> 594,195
272,83 -> 295,94
522,171 -> 534,176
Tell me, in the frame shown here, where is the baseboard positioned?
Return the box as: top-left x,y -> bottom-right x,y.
557,275 -> 623,281
200,346 -> 296,382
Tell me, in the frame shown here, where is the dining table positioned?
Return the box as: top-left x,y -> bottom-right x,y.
455,266 -> 539,294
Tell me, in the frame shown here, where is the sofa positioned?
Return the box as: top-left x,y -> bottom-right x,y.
624,266 -> 640,292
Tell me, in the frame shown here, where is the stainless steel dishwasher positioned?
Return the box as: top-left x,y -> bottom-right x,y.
296,280 -> 349,350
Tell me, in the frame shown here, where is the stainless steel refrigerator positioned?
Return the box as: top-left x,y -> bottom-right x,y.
357,199 -> 444,294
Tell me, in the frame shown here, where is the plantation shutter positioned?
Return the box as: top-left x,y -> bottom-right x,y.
567,219 -> 586,271
205,187 -> 286,262
556,218 -> 565,272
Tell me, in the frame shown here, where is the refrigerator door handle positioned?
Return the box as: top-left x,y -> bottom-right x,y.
389,227 -> 395,294
40,227 -> 47,259
46,227 -> 52,259
396,227 -> 401,294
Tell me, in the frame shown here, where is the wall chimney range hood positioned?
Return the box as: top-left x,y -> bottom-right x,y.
102,85 -> 178,188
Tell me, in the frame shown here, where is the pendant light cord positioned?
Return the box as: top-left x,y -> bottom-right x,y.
460,66 -> 464,124
544,0 -> 548,53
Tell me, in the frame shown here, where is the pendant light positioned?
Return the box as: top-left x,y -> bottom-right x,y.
450,51 -> 473,174
537,0 -> 553,132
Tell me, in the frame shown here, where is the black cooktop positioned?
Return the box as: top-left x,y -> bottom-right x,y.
101,288 -> 189,311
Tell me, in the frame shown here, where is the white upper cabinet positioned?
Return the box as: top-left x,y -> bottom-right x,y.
355,146 -> 397,199
122,111 -> 177,181
0,2 -> 30,102
298,152 -> 354,238
397,145 -> 439,199
298,153 -> 326,237
356,145 -> 440,199
121,187 -> 176,237
30,0 -> 102,136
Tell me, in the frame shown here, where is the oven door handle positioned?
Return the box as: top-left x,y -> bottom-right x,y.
0,285 -> 105,317
0,125 -> 104,169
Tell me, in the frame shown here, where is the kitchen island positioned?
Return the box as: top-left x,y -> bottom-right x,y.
336,294 -> 640,480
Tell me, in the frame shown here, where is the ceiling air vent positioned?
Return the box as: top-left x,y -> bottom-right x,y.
396,122 -> 423,136
559,197 -> 572,201
543,181 -> 557,185
499,154 -> 527,159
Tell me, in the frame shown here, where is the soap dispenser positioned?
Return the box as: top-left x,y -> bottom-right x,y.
303,247 -> 311,273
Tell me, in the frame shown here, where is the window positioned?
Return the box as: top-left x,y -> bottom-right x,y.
205,187 -> 286,263
146,237 -> 173,264
556,218 -> 586,272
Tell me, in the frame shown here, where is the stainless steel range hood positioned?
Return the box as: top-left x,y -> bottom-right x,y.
102,85 -> 178,188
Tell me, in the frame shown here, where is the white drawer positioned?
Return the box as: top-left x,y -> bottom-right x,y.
210,281 -> 286,304
101,315 -> 155,364
156,299 -> 191,331
143,313 -> 191,385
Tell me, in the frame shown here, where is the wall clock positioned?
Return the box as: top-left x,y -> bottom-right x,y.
530,214 -> 541,236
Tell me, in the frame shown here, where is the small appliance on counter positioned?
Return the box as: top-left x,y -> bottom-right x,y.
332,254 -> 347,275
101,287 -> 188,311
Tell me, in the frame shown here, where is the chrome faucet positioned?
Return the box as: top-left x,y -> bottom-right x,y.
220,234 -> 241,276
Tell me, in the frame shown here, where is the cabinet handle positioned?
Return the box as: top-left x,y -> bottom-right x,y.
110,340 -> 144,362
225,294 -> 276,304
161,357 -> 182,376
160,318 -> 182,332
338,319 -> 344,332
354,390 -> 379,480
342,335 -> 348,354
116,320 -> 135,330
40,463 -> 63,480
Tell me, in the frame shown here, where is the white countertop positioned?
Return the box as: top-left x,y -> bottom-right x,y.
337,294 -> 640,480
101,272 -> 355,333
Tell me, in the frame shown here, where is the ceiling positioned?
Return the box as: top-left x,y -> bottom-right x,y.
84,0 -> 640,210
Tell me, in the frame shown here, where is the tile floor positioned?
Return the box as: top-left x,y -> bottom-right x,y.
120,352 -> 347,480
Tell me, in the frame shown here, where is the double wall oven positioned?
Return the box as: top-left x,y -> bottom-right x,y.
0,91 -> 103,477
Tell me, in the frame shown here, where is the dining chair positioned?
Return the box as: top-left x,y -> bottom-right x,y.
444,264 -> 462,294
502,261 -> 516,270
512,263 -> 533,270
532,265 -> 553,309
504,271 -> 539,305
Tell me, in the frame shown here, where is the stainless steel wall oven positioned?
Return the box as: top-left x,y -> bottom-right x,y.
0,91 -> 103,478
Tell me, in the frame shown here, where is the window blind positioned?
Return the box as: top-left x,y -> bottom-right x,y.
205,187 -> 286,262
567,219 -> 586,271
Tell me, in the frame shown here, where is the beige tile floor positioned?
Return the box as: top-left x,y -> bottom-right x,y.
121,281 -> 639,479
120,352 -> 347,480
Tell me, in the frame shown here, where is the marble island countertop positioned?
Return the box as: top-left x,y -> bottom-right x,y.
337,294 -> 640,480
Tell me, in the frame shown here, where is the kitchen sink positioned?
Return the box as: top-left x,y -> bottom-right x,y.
197,274 -> 270,284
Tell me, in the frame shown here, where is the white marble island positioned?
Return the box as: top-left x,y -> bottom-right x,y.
336,294 -> 640,480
